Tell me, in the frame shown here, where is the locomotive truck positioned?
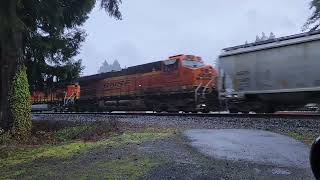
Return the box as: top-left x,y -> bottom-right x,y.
218,30 -> 320,113
32,54 -> 219,112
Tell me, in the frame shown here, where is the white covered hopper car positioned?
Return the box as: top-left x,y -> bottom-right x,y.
218,30 -> 320,113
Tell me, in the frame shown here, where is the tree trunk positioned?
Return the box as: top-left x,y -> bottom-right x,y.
0,43 -> 2,128
0,0 -> 23,131
0,52 -> 18,130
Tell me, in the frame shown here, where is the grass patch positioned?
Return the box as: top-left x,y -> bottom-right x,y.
54,121 -> 117,142
287,131 -> 318,146
55,125 -> 95,142
0,125 -> 173,179
0,120 -> 119,145
0,131 -> 171,169
0,141 -> 97,169
95,156 -> 160,179
68,155 -> 163,179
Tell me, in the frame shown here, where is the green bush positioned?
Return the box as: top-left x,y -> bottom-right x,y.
9,65 -> 32,141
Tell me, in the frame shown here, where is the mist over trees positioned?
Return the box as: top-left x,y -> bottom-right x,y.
98,60 -> 122,73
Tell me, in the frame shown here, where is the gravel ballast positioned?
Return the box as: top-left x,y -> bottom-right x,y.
32,114 -> 320,134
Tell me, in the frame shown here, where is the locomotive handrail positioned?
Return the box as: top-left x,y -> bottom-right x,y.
64,93 -> 76,106
195,83 -> 203,103
202,79 -> 214,98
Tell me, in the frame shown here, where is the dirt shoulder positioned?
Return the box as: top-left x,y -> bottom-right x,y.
0,121 -> 173,179
1,117 -> 316,179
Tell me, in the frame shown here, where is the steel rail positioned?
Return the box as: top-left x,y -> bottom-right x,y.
32,112 -> 320,119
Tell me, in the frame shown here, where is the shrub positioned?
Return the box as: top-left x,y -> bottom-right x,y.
9,65 -> 32,141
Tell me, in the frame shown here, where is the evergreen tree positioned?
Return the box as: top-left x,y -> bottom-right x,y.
0,0 -> 122,136
98,60 -> 110,73
98,59 -> 122,73
112,60 -> 122,71
9,66 -> 31,140
304,0 -> 320,31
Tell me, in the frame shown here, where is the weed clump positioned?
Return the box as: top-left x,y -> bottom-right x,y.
0,119 -> 119,145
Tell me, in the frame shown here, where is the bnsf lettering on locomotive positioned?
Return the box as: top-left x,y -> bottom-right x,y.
104,80 -> 131,89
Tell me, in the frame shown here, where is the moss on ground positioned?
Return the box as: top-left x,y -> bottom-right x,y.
287,131 -> 318,146
0,120 -> 118,145
67,155 -> 163,180
55,125 -> 95,142
0,127 -> 173,179
95,156 -> 160,180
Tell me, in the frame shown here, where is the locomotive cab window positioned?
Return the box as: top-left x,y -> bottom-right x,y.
163,59 -> 179,72
182,60 -> 205,69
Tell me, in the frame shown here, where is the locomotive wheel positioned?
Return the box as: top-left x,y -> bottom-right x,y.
201,109 -> 210,113
265,105 -> 276,114
254,103 -> 276,114
153,107 -> 161,113
229,108 -> 238,114
75,107 -> 80,112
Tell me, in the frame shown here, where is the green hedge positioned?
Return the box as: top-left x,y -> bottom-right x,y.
9,65 -> 32,140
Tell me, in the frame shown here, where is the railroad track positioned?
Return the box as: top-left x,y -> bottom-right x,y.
32,111 -> 320,119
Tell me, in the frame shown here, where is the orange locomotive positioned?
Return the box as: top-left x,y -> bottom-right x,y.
32,54 -> 219,112
31,84 -> 80,111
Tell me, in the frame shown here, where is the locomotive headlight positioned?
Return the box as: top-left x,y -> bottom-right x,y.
201,104 -> 207,107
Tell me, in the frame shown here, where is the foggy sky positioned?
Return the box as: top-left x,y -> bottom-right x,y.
77,0 -> 311,75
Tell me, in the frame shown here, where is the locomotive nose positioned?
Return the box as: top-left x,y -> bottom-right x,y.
197,66 -> 215,80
